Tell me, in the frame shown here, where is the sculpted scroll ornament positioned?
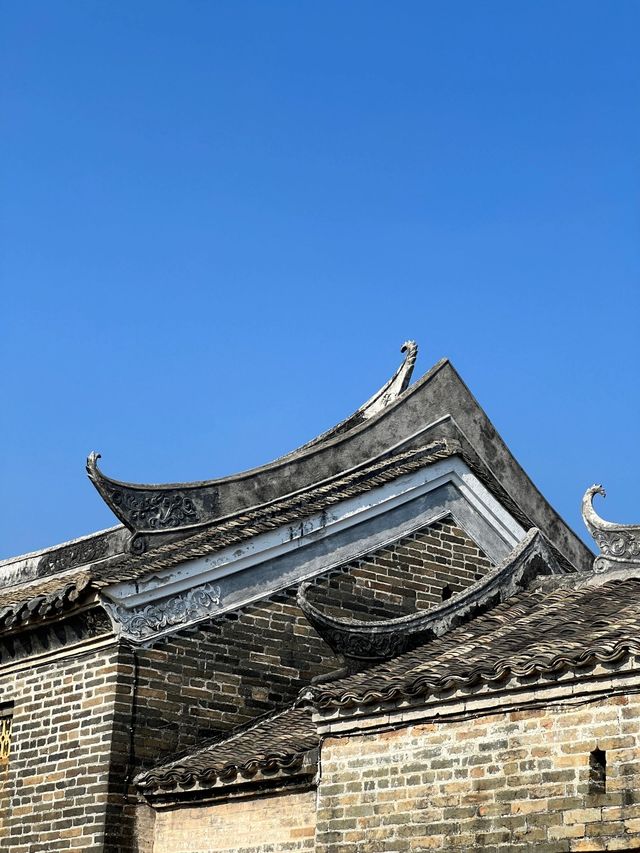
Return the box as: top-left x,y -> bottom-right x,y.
323,628 -> 409,660
582,485 -> 640,571
38,536 -> 109,577
86,452 -> 222,538
593,529 -> 640,561
108,489 -> 199,530
109,584 -> 222,641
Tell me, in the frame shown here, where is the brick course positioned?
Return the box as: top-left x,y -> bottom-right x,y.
0,642 -> 135,853
152,789 -> 316,853
131,518 -> 492,771
316,693 -> 640,852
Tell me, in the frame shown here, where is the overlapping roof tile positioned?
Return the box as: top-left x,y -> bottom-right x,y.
135,706 -> 317,795
304,576 -> 640,710
135,574 -> 640,798
0,570 -> 93,631
0,441 -> 458,633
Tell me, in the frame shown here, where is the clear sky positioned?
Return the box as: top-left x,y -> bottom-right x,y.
1,1 -> 638,559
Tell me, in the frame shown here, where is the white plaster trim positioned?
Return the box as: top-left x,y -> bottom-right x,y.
104,459 -> 524,612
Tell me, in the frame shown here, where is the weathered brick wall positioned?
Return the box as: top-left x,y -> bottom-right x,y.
152,789 -> 316,853
131,593 -> 334,768
311,518 -> 494,619
132,518 -> 493,770
133,803 -> 156,853
0,641 -> 136,853
316,693 -> 640,852
0,517 -> 494,851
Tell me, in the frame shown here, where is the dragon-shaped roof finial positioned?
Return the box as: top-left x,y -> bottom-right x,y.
582,484 -> 639,573
360,340 -> 418,419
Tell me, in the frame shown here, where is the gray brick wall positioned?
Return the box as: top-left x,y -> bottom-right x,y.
0,515 -> 494,851
131,517 -> 493,771
0,643 -> 135,852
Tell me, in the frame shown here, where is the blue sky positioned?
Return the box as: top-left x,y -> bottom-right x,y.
1,1 -> 638,558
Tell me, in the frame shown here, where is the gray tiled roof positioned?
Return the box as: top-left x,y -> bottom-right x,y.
135,706 -> 317,794
135,573 -> 640,797
0,441 -> 457,632
304,575 -> 640,710
0,570 -> 93,630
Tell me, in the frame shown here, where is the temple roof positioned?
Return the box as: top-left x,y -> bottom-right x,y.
303,573 -> 640,712
0,441 -> 456,634
86,342 -> 421,551
96,439 -> 458,584
135,547 -> 640,799
0,344 -> 599,639
83,344 -> 593,574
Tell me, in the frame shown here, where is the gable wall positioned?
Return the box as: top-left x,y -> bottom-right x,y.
315,692 -> 640,852
131,518 -> 493,771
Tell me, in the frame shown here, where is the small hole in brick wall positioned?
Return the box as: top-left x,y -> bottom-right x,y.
589,748 -> 606,794
441,584 -> 453,602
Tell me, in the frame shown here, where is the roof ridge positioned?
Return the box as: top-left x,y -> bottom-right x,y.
96,440 -> 456,585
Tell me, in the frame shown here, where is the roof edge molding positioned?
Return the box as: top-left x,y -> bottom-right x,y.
99,447 -> 526,643
84,342 -> 592,576
582,485 -> 640,573
86,341 -> 419,547
297,528 -> 568,661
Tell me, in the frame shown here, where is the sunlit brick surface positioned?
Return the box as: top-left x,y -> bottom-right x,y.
316,694 -> 640,852
152,789 -> 316,853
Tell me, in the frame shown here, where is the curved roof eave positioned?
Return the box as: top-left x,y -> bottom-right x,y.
85,343 -> 592,574
297,528 -> 568,661
86,341 -> 428,493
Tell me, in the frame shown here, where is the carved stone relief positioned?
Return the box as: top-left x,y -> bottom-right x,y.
582,485 -> 640,572
104,583 -> 222,641
37,537 -> 109,577
107,489 -> 200,530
